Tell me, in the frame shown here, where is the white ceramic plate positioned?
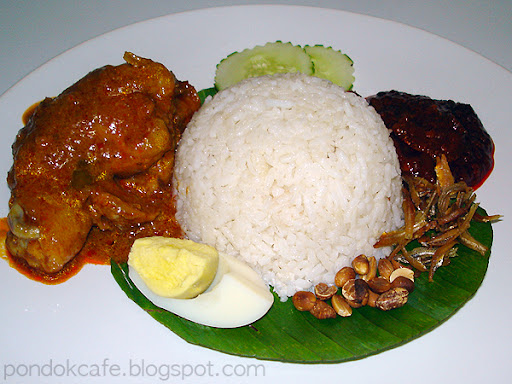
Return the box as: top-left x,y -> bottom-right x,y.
1,5 -> 511,384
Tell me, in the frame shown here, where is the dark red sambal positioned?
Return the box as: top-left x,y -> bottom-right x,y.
367,90 -> 495,189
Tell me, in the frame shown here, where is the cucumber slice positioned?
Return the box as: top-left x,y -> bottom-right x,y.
214,41 -> 313,90
305,45 -> 355,90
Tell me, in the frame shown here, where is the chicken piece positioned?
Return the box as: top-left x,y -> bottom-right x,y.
6,52 -> 200,274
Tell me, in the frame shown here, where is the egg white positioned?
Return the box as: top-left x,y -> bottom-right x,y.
128,252 -> 274,328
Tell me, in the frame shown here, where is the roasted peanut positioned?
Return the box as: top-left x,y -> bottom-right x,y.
292,291 -> 317,311
341,279 -> 356,301
314,283 -> 337,300
367,290 -> 379,308
362,256 -> 377,281
377,258 -> 394,280
367,276 -> 392,293
334,267 -> 356,288
342,278 -> 369,305
389,267 -> 414,283
376,287 -> 409,311
346,298 -> 364,308
352,254 -> 369,275
390,275 -> 415,293
310,300 -> 337,319
331,294 -> 352,317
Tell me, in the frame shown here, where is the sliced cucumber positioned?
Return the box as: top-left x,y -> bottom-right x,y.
305,45 -> 355,90
214,42 -> 356,91
214,41 -> 313,90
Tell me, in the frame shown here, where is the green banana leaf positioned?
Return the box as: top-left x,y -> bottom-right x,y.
111,208 -> 493,363
197,87 -> 217,103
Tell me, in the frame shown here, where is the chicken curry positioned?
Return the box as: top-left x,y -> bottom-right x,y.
5,52 -> 200,282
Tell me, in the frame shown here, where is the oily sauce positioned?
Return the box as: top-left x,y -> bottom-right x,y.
21,100 -> 43,125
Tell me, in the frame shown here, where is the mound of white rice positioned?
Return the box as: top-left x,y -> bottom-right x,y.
173,73 -> 403,299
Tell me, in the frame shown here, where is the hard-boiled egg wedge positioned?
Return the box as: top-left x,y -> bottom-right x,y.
128,237 -> 274,328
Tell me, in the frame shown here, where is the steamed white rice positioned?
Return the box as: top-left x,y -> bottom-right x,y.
173,73 -> 403,299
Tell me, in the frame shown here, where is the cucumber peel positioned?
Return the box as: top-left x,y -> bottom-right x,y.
214,41 -> 355,91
